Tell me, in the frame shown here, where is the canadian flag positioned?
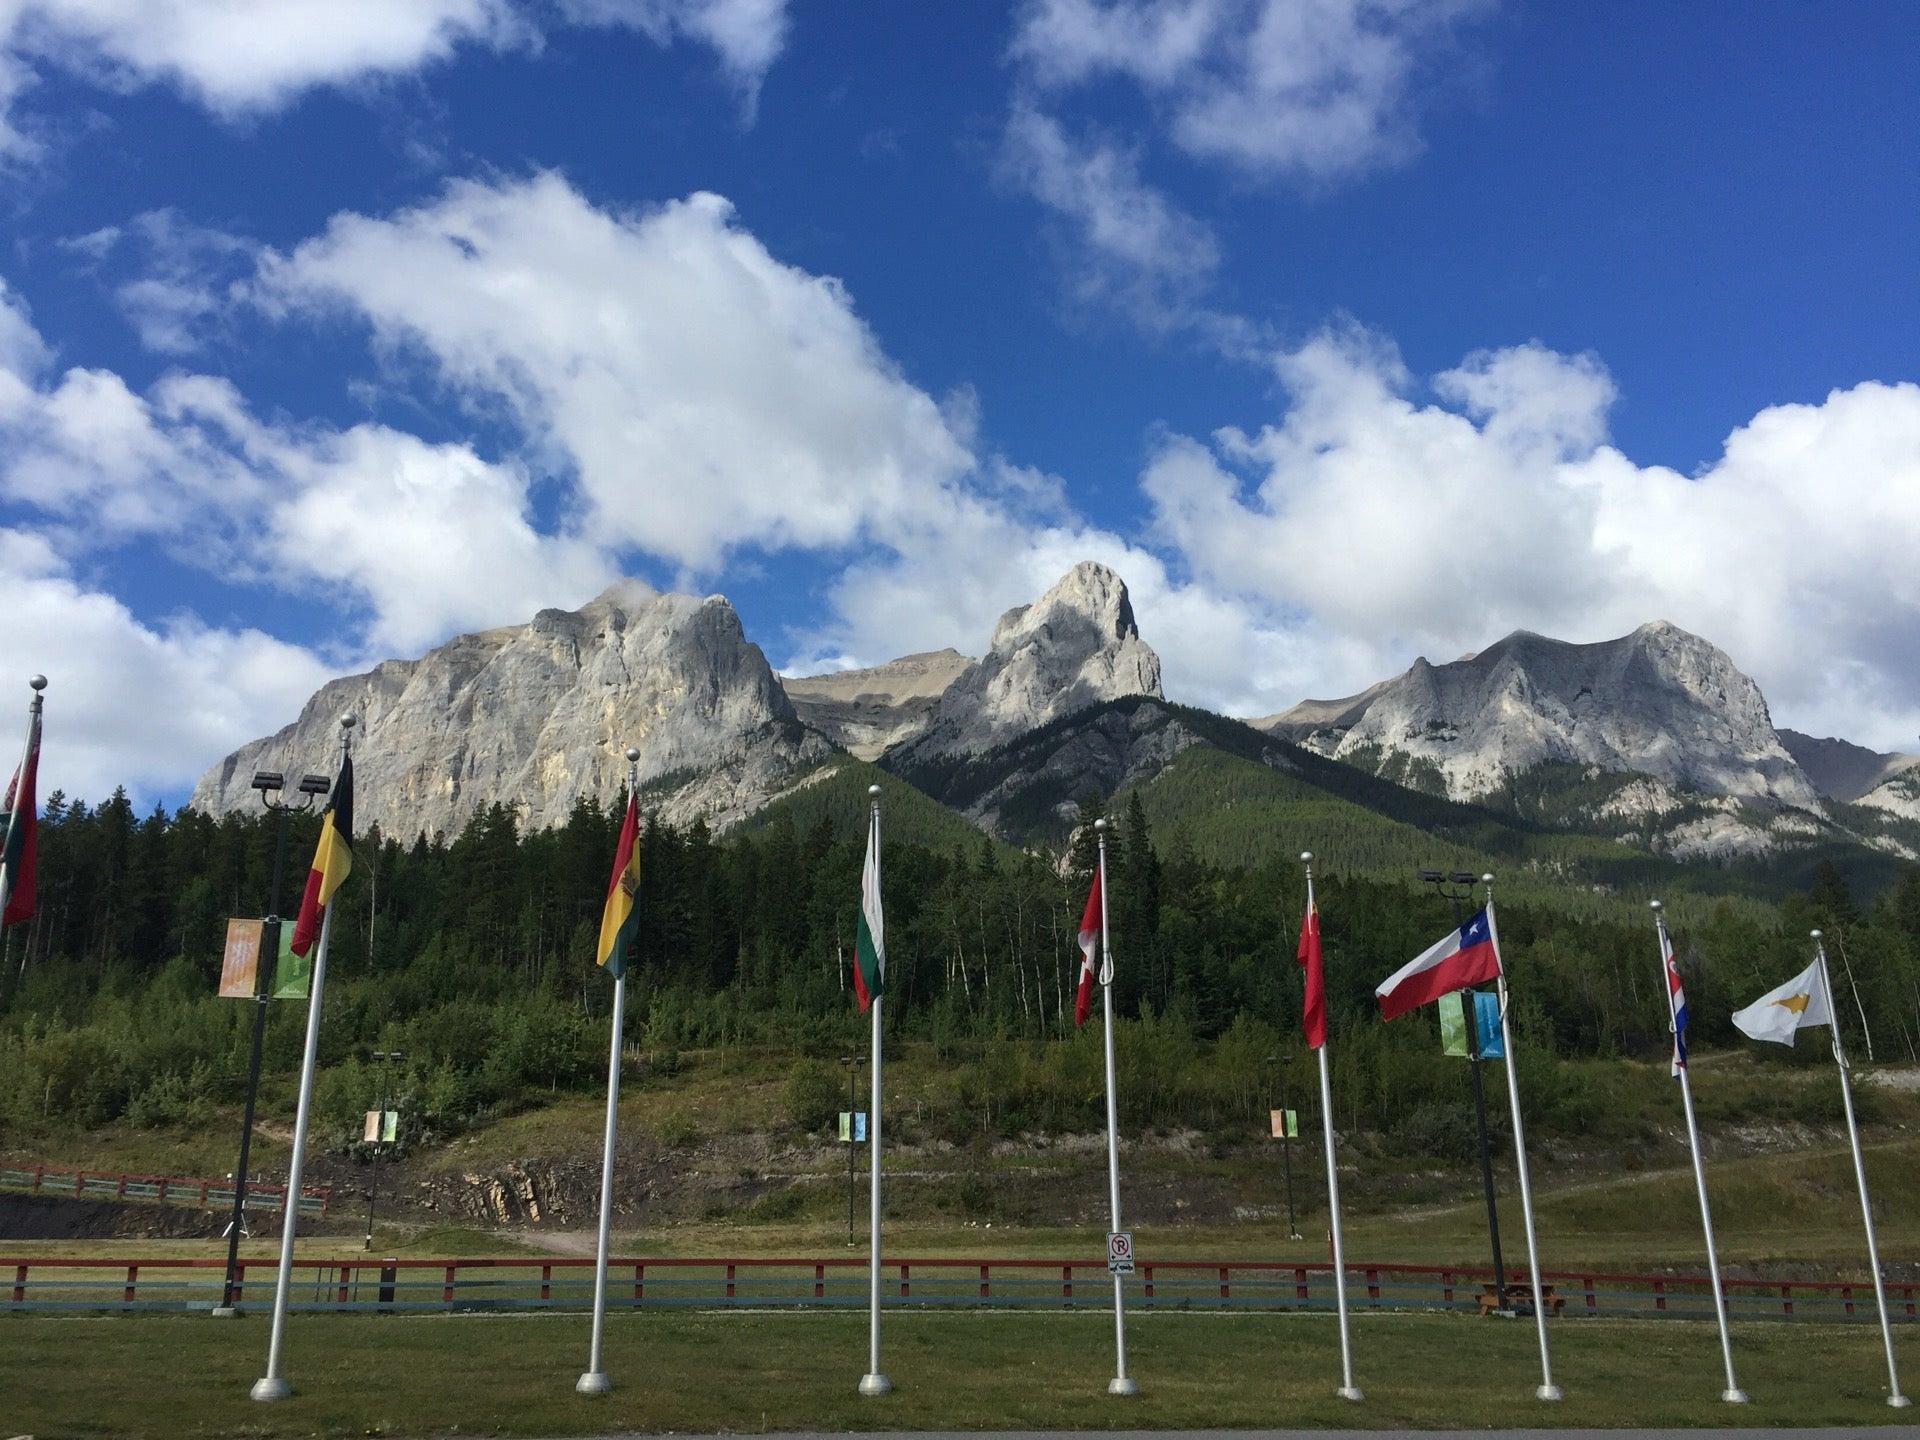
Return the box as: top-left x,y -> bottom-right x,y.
1073,872 -> 1103,1027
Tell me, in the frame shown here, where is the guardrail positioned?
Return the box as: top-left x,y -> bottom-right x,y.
2,1255 -> 1912,1321
0,1165 -> 331,1218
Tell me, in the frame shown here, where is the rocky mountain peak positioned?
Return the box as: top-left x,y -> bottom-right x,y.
191,583 -> 829,840
894,562 -> 1163,761
1260,620 -> 1823,821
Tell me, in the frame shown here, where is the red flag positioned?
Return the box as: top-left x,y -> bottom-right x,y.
1297,897 -> 1326,1049
1073,873 -> 1102,1027
1,709 -> 41,928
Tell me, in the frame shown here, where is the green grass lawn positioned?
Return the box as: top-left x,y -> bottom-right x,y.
3,1308 -> 1915,1437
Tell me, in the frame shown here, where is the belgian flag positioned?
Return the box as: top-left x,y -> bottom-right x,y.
290,755 -> 353,957
597,792 -> 640,978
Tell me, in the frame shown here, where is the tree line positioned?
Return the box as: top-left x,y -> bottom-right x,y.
2,783 -> 1917,1150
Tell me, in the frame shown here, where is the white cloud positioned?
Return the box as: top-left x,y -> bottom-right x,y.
0,0 -> 791,155
256,172 -> 976,574
0,525 -> 334,803
1000,102 -> 1220,324
1011,0 -> 1480,179
0,279 -> 612,658
1139,329 -> 1920,749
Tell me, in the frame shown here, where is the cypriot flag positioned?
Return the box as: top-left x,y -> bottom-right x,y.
1732,959 -> 1831,1045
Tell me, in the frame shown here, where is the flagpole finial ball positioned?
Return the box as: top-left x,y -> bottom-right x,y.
868,783 -> 881,797
28,674 -> 46,690
1810,928 -> 1822,939
625,746 -> 640,762
1094,818 -> 1107,831
1299,850 -> 1312,863
339,714 -> 356,730
1480,872 -> 1494,884
1649,899 -> 1663,911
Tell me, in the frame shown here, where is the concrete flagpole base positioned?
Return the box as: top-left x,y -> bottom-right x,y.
858,1373 -> 893,1397
209,1305 -> 239,1319
1890,1394 -> 1913,1409
1337,1386 -> 1365,1403
249,1377 -> 291,1403
1107,1377 -> 1139,1397
1535,1383 -> 1564,1402
1722,1388 -> 1750,1404
575,1372 -> 612,1396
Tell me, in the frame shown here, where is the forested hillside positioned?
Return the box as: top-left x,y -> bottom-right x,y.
3,780 -> 1918,1161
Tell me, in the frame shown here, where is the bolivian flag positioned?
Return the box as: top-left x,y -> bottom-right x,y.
597,793 -> 640,978
290,755 -> 353,957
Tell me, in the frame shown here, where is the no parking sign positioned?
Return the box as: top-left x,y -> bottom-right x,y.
1107,1231 -> 1134,1275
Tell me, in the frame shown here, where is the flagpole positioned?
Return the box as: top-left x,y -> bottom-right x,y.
860,784 -> 891,1397
252,714 -> 353,1403
0,675 -> 45,929
1094,819 -> 1137,1397
1484,878 -> 1560,1402
1813,929 -> 1910,1408
1302,853 -> 1360,1402
1652,901 -> 1745,1404
578,747 -> 640,1396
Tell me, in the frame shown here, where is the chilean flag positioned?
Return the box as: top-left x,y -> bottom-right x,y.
1073,872 -> 1103,1027
1663,930 -> 1689,1077
1376,906 -> 1502,1021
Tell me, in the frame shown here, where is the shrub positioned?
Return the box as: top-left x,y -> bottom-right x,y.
782,1058 -> 842,1134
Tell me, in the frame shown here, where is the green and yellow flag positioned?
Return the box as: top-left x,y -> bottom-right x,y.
597,794 -> 641,978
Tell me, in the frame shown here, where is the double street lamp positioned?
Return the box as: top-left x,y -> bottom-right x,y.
365,1049 -> 405,1249
215,765 -> 330,1317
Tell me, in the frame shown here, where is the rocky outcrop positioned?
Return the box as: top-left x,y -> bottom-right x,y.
782,648 -> 973,759
894,562 -> 1162,763
191,582 -> 833,840
1262,621 -> 1822,818
1778,729 -> 1920,804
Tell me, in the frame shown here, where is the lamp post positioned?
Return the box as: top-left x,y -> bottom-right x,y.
364,1049 -> 404,1250
1420,867 -> 1506,1307
214,765 -> 330,1317
842,1051 -> 860,1248
1265,1051 -> 1301,1240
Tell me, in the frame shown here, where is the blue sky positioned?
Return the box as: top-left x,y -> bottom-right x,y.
0,0 -> 1916,801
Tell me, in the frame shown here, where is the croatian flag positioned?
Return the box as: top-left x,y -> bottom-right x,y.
1663,930 -> 1689,1077
1376,906 -> 1503,1021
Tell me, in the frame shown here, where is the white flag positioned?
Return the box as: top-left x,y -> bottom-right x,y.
1732,959 -> 1830,1045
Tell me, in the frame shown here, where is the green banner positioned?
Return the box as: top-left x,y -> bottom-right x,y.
1440,992 -> 1470,1056
273,925 -> 310,1001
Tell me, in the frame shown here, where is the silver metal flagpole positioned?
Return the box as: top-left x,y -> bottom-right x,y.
1651,900 -> 1745,1403
1813,929 -> 1910,1409
252,714 -> 354,1403
860,784 -> 891,1397
1484,878 -> 1560,1402
577,746 -> 640,1396
0,675 -> 45,929
1302,853 -> 1360,1402
1096,819 -> 1137,1396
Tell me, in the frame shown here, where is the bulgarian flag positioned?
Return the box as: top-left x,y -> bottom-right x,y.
853,808 -> 884,1011
1072,871 -> 1103,1027
0,706 -> 40,928
1296,895 -> 1326,1049
597,793 -> 641,979
289,754 -> 354,957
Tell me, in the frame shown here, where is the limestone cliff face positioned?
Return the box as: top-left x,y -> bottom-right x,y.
191,583 -> 831,839
1264,622 -> 1820,811
898,561 -> 1163,762
781,649 -> 973,760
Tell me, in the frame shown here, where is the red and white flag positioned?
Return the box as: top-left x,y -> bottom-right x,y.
1073,873 -> 1103,1027
1376,906 -> 1502,1021
1296,897 -> 1326,1049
